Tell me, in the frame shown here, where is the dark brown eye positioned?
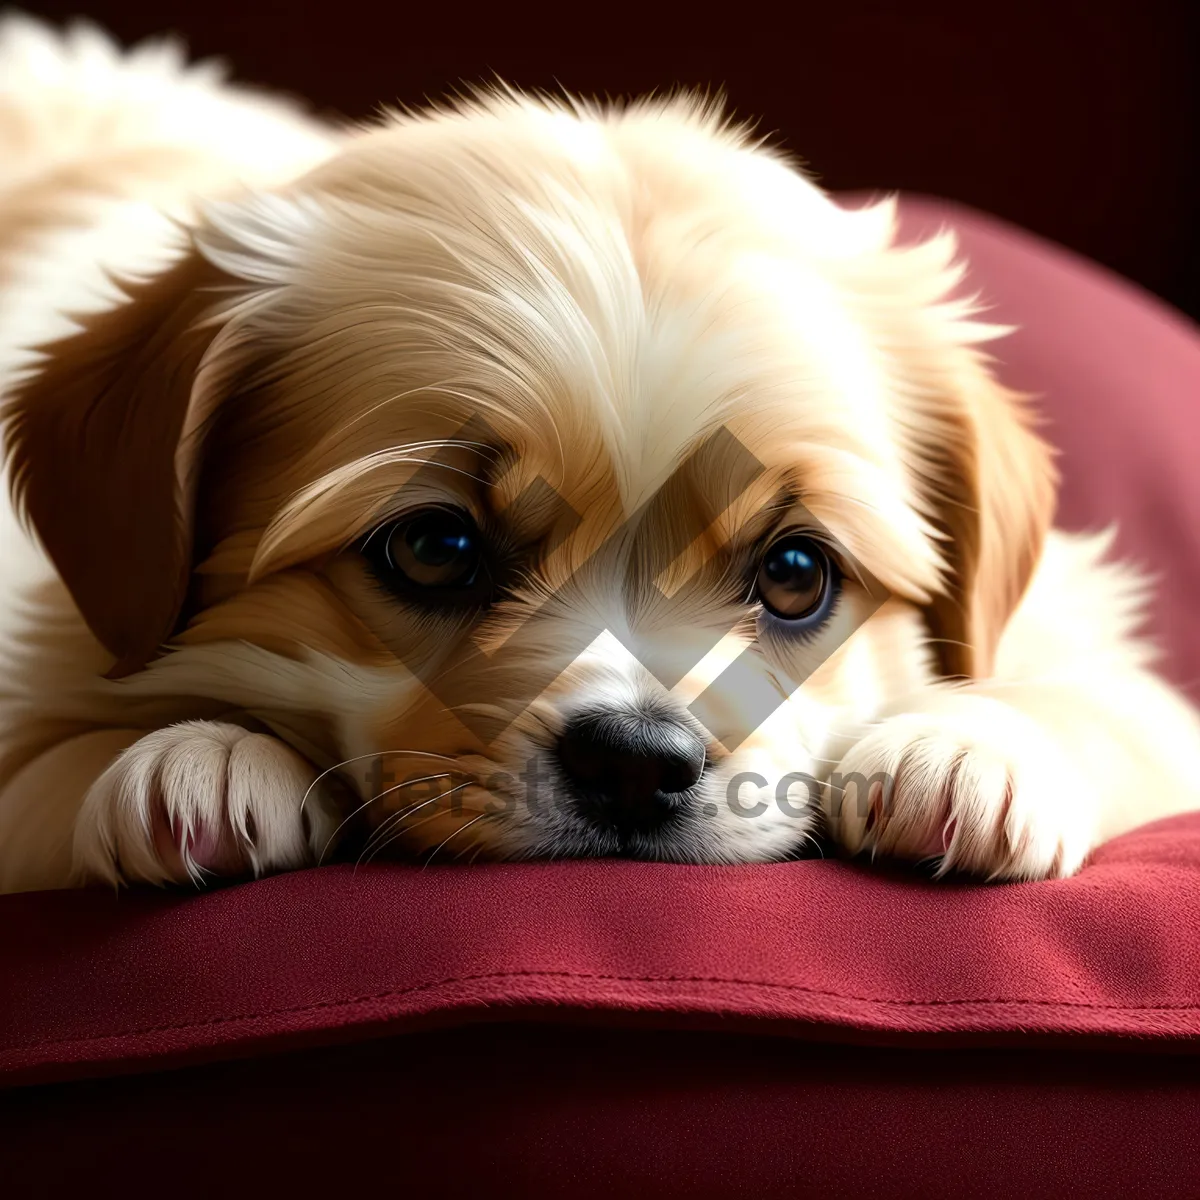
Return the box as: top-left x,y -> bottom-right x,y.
374,509 -> 484,592
756,535 -> 835,622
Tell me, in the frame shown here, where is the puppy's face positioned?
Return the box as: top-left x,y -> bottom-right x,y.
7,97 -> 1054,863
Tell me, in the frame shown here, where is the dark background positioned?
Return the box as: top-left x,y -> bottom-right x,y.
22,0 -> 1200,320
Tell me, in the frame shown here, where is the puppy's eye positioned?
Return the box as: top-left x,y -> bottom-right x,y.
755,535 -> 836,623
369,508 -> 487,596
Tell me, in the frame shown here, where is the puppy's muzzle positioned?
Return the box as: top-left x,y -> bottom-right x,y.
556,710 -> 707,836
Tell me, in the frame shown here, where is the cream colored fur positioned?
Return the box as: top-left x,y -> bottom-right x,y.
1,16 -> 1198,893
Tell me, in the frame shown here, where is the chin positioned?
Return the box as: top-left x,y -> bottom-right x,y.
3,17 -> 1199,892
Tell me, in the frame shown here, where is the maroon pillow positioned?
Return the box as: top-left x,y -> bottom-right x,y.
4,195 -> 1200,1091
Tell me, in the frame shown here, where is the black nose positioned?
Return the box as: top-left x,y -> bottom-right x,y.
556,712 -> 707,834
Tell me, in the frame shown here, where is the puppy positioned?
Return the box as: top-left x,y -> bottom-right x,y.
2,17 -> 1198,893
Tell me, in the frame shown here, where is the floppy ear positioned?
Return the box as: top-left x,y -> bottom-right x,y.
844,206 -> 1058,682
4,248 -> 242,677
918,369 -> 1057,681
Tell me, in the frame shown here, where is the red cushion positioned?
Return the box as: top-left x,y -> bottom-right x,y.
5,1029 -> 1200,1199
4,195 -> 1200,1091
4,811 -> 1200,1087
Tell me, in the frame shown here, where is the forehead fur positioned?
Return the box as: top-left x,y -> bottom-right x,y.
192,92 -> 988,600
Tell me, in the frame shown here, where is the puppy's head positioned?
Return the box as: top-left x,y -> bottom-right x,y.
5,94 -> 1055,863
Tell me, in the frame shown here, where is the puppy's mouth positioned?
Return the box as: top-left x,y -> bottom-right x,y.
572,786 -> 690,843
553,768 -> 701,855
357,701 -> 818,864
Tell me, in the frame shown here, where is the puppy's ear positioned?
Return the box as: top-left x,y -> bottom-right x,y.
4,248 -> 242,677
918,368 -> 1057,681
846,207 -> 1057,682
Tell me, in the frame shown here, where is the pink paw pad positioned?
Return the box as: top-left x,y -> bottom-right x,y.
150,797 -> 248,881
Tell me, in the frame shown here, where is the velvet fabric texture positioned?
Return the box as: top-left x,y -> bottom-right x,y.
3,809 -> 1200,1086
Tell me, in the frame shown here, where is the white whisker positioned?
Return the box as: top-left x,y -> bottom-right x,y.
358,780 -> 474,866
423,811 -> 493,869
318,771 -> 453,865
299,749 -> 459,816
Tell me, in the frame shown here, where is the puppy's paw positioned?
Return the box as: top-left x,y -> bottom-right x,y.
826,697 -> 1095,880
72,721 -> 339,887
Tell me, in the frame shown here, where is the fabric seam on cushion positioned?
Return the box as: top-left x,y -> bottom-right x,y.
5,966 -> 1200,1055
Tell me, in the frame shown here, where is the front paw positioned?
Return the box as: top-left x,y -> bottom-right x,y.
826,697 -> 1095,880
73,721 -> 339,887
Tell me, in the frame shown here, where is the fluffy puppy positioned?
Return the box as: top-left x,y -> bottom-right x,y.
2,18 -> 1198,893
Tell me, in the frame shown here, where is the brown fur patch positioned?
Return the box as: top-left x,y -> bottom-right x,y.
4,250 -> 241,674
920,379 -> 1057,679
